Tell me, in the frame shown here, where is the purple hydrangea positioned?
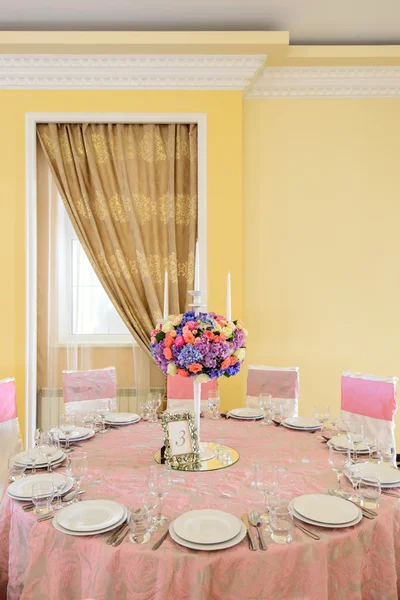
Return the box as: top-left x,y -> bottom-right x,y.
233,328 -> 245,350
208,368 -> 224,379
177,345 -> 203,369
226,362 -> 241,377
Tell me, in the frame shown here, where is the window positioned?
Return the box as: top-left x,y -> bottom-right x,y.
57,194 -> 132,345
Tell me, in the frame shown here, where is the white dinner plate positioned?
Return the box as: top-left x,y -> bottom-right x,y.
58,500 -> 125,532
57,427 -> 94,440
329,435 -> 369,453
289,500 -> 362,529
53,507 -> 128,537
173,510 -> 242,544
282,423 -> 320,432
228,414 -> 264,421
285,417 -> 320,429
327,440 -> 369,455
7,473 -> 73,500
105,412 -> 140,423
293,494 -> 360,525
169,521 -> 247,551
15,448 -> 65,467
228,408 -> 264,419
349,462 -> 400,485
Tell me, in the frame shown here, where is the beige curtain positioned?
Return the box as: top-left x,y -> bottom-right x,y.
37,123 -> 198,357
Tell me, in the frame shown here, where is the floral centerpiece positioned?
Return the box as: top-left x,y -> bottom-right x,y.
150,310 -> 248,381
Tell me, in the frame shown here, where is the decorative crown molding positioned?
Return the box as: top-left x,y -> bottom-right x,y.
0,54 -> 266,90
245,66 -> 400,99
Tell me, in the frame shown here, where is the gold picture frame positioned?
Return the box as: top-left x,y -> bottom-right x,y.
161,412 -> 201,469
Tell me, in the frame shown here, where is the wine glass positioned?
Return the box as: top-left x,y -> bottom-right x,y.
255,465 -> 279,521
346,465 -> 361,501
208,390 -> 221,419
52,473 -> 70,510
314,405 -> 330,432
328,447 -> 350,496
96,399 -> 111,433
146,393 -> 161,425
142,491 -> 160,533
32,481 -> 54,516
66,451 -> 88,502
364,437 -> 379,463
259,394 -> 274,426
346,423 -> 364,460
8,454 -> 27,482
59,414 -> 76,448
147,465 -> 171,525
38,432 -> 60,472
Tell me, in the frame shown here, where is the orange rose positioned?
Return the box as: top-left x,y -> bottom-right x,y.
219,333 -> 226,341
221,358 -> 231,370
177,369 -> 189,377
183,332 -> 195,344
188,363 -> 203,374
213,335 -> 221,343
230,356 -> 238,365
163,347 -> 172,360
164,333 -> 174,348
204,331 -> 214,341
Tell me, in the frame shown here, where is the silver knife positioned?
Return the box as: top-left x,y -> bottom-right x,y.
112,524 -> 130,546
151,527 -> 170,550
242,514 -> 257,551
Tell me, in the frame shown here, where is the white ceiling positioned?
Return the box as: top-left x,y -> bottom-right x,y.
0,0 -> 399,45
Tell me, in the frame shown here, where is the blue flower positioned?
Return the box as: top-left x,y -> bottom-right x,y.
226,363 -> 241,377
177,345 -> 203,369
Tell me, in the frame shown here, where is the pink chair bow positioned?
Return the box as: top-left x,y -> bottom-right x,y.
167,376 -> 218,412
341,370 -> 398,451
63,367 -> 117,416
246,365 -> 299,417
0,378 -> 23,493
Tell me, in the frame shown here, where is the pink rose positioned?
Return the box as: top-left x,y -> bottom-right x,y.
174,336 -> 185,347
185,321 -> 198,331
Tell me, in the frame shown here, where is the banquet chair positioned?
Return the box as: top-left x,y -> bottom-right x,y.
62,366 -> 117,417
341,370 -> 398,453
167,376 -> 218,412
246,365 -> 299,418
0,378 -> 23,495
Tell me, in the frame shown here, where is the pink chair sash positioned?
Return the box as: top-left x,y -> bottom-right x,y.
63,367 -> 117,403
247,366 -> 299,399
167,376 -> 217,400
0,378 -> 17,424
341,373 -> 397,421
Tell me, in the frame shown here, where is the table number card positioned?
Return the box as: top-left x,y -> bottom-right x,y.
161,412 -> 201,469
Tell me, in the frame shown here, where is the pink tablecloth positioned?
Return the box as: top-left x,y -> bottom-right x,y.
1,417 -> 400,600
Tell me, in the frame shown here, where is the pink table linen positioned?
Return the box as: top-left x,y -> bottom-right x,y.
1,417 -> 400,600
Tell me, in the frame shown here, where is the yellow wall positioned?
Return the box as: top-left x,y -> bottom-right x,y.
0,90 -> 244,440
244,99 -> 400,443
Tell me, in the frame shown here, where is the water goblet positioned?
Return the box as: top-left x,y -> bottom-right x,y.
8,454 -> 27,482
314,405 -> 330,432
364,437 -> 379,462
25,446 -> 39,475
328,447 -> 350,496
38,432 -> 60,472
260,491 -> 281,528
359,477 -> 381,510
147,465 -> 171,525
32,481 -> 54,516
259,393 -> 274,426
96,399 -> 111,434
67,451 -> 88,502
147,393 -> 162,424
129,507 -> 151,544
52,473 -> 70,510
255,465 -> 279,520
346,423 -> 364,461
346,465 -> 361,501
59,414 -> 76,448
208,390 -> 221,419
270,505 -> 292,544
140,398 -> 150,420
142,491 -> 160,533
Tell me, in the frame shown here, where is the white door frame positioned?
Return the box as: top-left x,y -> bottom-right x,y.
25,111 -> 207,448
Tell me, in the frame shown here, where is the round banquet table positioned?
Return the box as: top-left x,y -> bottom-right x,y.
1,415 -> 400,600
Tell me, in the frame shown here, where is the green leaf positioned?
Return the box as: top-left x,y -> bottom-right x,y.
155,331 -> 166,343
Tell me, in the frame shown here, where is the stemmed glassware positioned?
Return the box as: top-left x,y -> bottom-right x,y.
259,394 -> 274,426
208,391 -> 221,420
328,447 -> 350,496
96,399 -> 111,434
147,465 -> 171,525
52,473 -> 69,510
146,393 -> 161,425
59,414 -> 76,448
142,491 -> 160,533
346,423 -> 364,461
314,405 -> 331,432
255,465 -> 279,522
32,481 -> 54,515
345,465 -> 361,501
8,454 -> 27,482
38,432 -> 60,472
66,451 -> 88,502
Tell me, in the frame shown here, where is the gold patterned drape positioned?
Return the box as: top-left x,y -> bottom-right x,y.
37,123 -> 198,356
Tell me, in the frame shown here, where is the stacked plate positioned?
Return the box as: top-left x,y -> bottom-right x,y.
53,500 -> 127,536
290,494 -> 362,529
14,447 -> 67,470
328,435 -> 369,454
169,509 -> 246,551
283,417 -> 321,432
56,426 -> 95,443
227,408 -> 264,420
7,473 -> 73,501
104,413 -> 141,426
348,462 -> 400,488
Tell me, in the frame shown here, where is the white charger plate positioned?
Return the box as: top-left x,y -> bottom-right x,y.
293,494 -> 359,525
173,510 -> 242,544
228,408 -> 264,419
285,417 -> 320,429
282,423 -> 320,431
289,500 -> 362,529
105,413 -> 140,424
7,473 -> 73,500
58,500 -> 125,532
327,440 -> 369,455
329,435 -> 369,453
349,462 -> 400,485
53,507 -> 128,537
15,448 -> 66,468
169,521 -> 247,551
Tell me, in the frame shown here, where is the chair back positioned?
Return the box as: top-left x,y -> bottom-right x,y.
246,365 -> 299,417
62,367 -> 117,416
341,370 -> 398,451
167,376 -> 218,412
0,378 -> 23,494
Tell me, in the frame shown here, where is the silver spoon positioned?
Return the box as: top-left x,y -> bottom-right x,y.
249,510 -> 267,551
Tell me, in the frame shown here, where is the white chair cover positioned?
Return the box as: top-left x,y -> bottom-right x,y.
167,376 -> 218,412
0,378 -> 23,495
246,365 -> 299,418
341,370 -> 398,452
62,367 -> 117,417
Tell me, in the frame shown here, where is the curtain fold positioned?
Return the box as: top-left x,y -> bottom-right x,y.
37,123 -> 198,357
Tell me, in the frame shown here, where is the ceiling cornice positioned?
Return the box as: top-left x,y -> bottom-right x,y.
245,66 -> 400,99
0,53 -> 267,90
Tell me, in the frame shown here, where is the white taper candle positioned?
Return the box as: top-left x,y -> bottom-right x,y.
194,241 -> 200,290
226,272 -> 232,321
163,271 -> 169,321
